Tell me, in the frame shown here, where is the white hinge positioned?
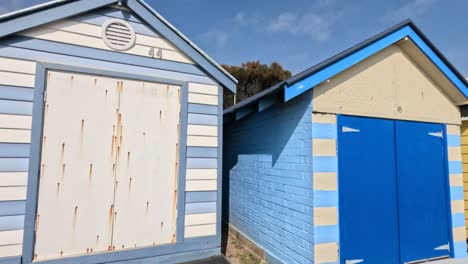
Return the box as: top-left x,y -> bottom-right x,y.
342,126 -> 360,133
345,259 -> 364,264
434,243 -> 450,252
428,131 -> 444,139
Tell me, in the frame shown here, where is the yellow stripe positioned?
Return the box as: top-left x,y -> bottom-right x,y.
312,113 -> 336,124
314,207 -> 338,226
314,243 -> 339,263
312,139 -> 336,157
447,125 -> 460,135
452,200 -> 465,214
450,174 -> 463,186
449,147 -> 462,161
453,227 -> 466,242
313,173 -> 337,191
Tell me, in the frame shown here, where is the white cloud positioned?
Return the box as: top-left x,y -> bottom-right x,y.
268,11 -> 332,41
383,0 -> 438,23
199,30 -> 230,48
233,11 -> 261,27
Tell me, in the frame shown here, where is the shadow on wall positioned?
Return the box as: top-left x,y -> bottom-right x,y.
221,92 -> 313,254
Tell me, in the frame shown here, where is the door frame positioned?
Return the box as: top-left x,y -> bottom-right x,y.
21,62 -> 215,264
337,114 -> 454,263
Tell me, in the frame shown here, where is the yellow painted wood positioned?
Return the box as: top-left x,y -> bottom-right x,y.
0,230 -> 23,246
187,136 -> 218,147
0,187 -> 26,201
314,243 -> 339,263
186,169 -> 217,180
447,125 -> 461,135
452,200 -> 465,214
449,147 -> 462,161
0,57 -> 36,74
188,93 -> 218,106
0,244 -> 22,258
312,139 -> 336,157
185,180 -> 217,191
0,71 -> 35,88
0,115 -> 32,130
0,172 -> 28,187
187,125 -> 217,137
450,174 -> 463,187
0,129 -> 31,143
313,207 -> 338,226
188,83 -> 218,95
184,224 -> 216,238
453,227 -> 466,242
185,213 -> 216,226
313,173 -> 337,191
312,113 -> 336,124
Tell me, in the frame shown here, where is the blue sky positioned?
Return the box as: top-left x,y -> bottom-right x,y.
1,0 -> 467,76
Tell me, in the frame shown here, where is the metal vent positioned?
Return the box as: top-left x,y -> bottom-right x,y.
101,19 -> 136,51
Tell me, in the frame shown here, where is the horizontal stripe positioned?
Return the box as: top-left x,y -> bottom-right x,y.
452,200 -> 465,214
186,147 -> 217,158
312,113 -> 336,124
0,159 -> 28,172
0,245 -> 22,258
0,144 -> 29,158
96,7 -> 142,24
313,173 -> 337,191
185,213 -> 216,226
184,224 -> 216,238
0,100 -> 32,116
186,169 -> 217,180
312,123 -> 337,139
313,157 -> 338,173
185,191 -> 217,203
0,202 -> 25,217
314,190 -> 339,207
450,186 -> 464,200
185,202 -> 217,214
448,147 -> 462,161
187,136 -> 217,147
187,125 -> 217,136
449,161 -> 462,174
0,130 -> 31,144
0,173 -> 27,187
314,225 -> 339,244
186,180 -> 217,192
0,230 -> 22,245
314,243 -> 339,263
452,213 -> 465,228
188,93 -> 218,106
0,72 -> 34,88
312,139 -> 336,157
0,215 -> 24,232
0,85 -> 34,102
314,207 -> 338,226
0,58 -> 35,75
453,227 -> 466,242
448,135 -> 461,147
450,174 -> 463,186
186,158 -> 217,169
447,125 -> 461,135
188,104 -> 218,115
0,115 -> 32,130
0,187 -> 26,201
188,83 -> 218,95
188,113 -> 218,126
453,241 -> 468,257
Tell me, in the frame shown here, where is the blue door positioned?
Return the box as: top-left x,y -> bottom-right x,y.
339,116 -> 400,264
396,121 -> 450,262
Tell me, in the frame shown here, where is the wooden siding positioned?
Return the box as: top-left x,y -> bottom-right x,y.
184,83 -> 219,238
18,7 -> 194,65
461,121 -> 468,237
0,57 -> 35,258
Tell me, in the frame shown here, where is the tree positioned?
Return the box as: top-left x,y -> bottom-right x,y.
222,61 -> 292,109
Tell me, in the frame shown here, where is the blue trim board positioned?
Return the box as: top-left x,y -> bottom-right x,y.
0,158 -> 29,172
0,144 -> 30,158
185,192 -> 217,203
186,147 -> 217,158
187,113 -> 218,126
0,201 -> 25,216
447,135 -> 461,147
0,215 -> 24,231
176,82 -> 188,244
188,104 -> 218,115
312,123 -> 337,139
96,7 -> 142,23
216,85 -> 222,244
452,213 -> 465,228
314,225 -> 339,244
284,25 -> 468,101
314,191 -> 339,207
0,256 -> 21,264
0,85 -> 34,102
186,158 -> 217,169
0,100 -> 33,116
450,187 -> 464,201
449,161 -> 462,174
312,156 -> 338,173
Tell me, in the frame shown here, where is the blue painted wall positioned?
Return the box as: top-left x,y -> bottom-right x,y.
223,92 -> 313,264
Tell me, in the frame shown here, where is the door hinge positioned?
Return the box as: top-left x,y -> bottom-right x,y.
428,131 -> 443,139
434,243 -> 450,252
345,259 -> 364,264
342,126 -> 360,133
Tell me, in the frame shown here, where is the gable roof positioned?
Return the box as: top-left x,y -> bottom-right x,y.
0,0 -> 237,92
224,20 -> 468,116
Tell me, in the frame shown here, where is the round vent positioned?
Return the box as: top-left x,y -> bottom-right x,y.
101,19 -> 136,51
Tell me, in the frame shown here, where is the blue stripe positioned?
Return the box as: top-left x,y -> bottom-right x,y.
186,158 -> 217,169
187,113 -> 218,126
0,256 -> 21,264
447,135 -> 461,147
312,123 -> 337,139
0,201 -> 25,216
0,158 -> 29,172
0,215 -> 24,231
188,104 -> 218,115
186,147 -> 217,158
313,156 -> 338,172
314,190 -> 339,207
450,187 -> 464,200
185,191 -> 217,203
314,225 -> 339,244
0,144 -> 30,158
0,100 -> 33,116
453,241 -> 468,258
0,86 -> 34,102
96,7 -> 141,23
185,202 -> 217,214
452,213 -> 465,228
449,161 -> 462,174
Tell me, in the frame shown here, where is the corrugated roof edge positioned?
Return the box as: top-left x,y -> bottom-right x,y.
224,19 -> 468,115
0,0 -> 76,21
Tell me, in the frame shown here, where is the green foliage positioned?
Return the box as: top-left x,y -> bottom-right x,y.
222,61 -> 292,109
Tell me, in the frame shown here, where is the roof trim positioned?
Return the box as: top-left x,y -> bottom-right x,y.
0,0 -> 238,92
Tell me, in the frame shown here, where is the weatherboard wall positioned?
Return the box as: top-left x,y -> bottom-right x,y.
0,4 -> 223,263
